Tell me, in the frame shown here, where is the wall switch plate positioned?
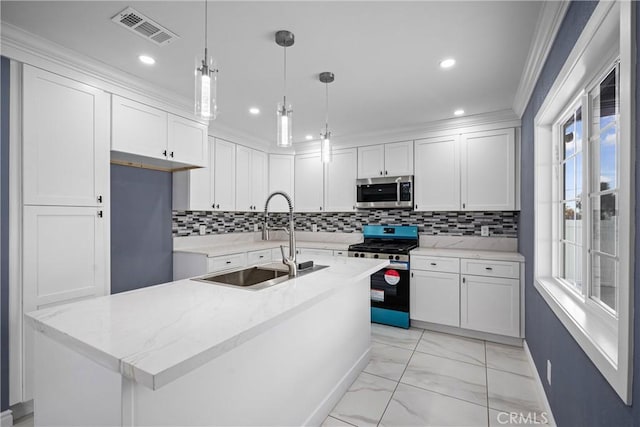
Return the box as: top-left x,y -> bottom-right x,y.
253,223 -> 259,232
547,360 -> 552,385
312,224 -> 318,233
480,225 -> 489,237
199,225 -> 207,235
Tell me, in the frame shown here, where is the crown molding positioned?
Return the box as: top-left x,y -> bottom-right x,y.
512,0 -> 570,117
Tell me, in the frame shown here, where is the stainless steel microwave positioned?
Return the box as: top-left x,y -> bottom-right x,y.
356,175 -> 413,209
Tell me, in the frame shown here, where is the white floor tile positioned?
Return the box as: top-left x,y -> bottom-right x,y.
400,351 -> 487,406
486,342 -> 532,376
364,341 -> 414,381
322,415 -> 357,427
371,323 -> 423,350
489,408 -> 550,426
416,330 -> 486,366
330,371 -> 397,427
487,368 -> 545,415
380,383 -> 489,427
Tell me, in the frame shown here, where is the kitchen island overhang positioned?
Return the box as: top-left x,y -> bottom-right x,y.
27,256 -> 388,426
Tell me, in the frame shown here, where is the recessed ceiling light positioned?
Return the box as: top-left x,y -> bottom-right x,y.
305,135 -> 313,140
249,107 -> 260,115
440,58 -> 456,69
138,55 -> 155,65
454,109 -> 465,116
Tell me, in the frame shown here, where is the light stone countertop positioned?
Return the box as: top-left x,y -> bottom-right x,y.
174,239 -> 352,257
410,247 -> 524,262
26,256 -> 388,391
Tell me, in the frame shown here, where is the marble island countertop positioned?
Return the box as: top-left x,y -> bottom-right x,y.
174,239 -> 352,257
26,256 -> 388,391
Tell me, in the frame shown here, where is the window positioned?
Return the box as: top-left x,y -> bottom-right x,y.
533,1 -> 633,404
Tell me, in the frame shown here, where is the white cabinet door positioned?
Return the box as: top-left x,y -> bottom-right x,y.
414,135 -> 460,211
235,145 -> 252,212
461,129 -> 515,211
357,145 -> 385,178
111,95 -> 167,160
325,148 -> 357,212
268,154 -> 295,212
384,141 -> 413,176
167,114 -> 208,167
460,274 -> 519,337
294,153 -> 324,212
213,139 -> 236,211
23,65 -> 108,207
172,136 -> 213,211
410,270 -> 460,327
251,150 -> 268,211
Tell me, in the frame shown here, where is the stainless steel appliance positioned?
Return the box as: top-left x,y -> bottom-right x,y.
348,225 -> 418,328
355,175 -> 413,209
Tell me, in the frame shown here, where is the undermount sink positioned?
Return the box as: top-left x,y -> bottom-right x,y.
192,264 -> 329,291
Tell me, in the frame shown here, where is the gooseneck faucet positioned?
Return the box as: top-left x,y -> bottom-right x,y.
263,191 -> 297,277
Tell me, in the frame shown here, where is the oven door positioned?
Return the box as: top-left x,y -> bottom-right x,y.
370,262 -> 410,312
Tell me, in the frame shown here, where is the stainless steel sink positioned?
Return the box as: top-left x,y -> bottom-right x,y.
192,264 -> 328,291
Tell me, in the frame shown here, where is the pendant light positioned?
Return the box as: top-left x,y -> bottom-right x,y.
319,72 -> 334,163
275,30 -> 294,148
194,0 -> 218,120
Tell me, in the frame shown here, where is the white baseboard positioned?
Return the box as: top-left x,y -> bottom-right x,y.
1,410 -> 13,427
523,340 -> 556,427
411,319 -> 524,346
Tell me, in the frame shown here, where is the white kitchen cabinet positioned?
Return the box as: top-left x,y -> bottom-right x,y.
460,128 -> 515,211
167,114 -> 208,167
22,65 -> 109,207
22,205 -> 108,399
268,154 -> 295,212
112,95 -> 207,169
357,141 -> 413,178
324,148 -> 357,212
172,137 -> 214,211
414,135 -> 460,211
236,146 -> 268,212
294,153 -> 324,212
247,249 -> 272,265
212,139 -> 236,211
410,270 -> 460,327
461,274 -> 519,337
207,252 -> 248,273
333,250 -> 347,257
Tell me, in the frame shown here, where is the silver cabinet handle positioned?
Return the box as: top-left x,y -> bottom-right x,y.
430,263 -> 437,266
485,267 -> 493,271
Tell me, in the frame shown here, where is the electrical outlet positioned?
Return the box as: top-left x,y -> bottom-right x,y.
253,223 -> 259,232
199,225 -> 207,236
312,224 -> 318,233
547,360 -> 552,385
480,225 -> 489,237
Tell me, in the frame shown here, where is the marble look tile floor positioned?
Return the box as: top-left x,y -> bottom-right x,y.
327,325 -> 549,427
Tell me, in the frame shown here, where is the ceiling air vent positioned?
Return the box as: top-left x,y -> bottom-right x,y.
111,7 -> 179,46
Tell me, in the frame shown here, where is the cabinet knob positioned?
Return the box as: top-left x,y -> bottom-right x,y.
353,205 -> 356,210
385,170 -> 388,175
97,210 -> 103,218
170,151 -> 174,158
163,150 -> 167,157
430,263 -> 437,266
485,267 -> 493,271
217,204 -> 220,209
226,261 -> 231,264
97,195 -> 103,203
212,203 -> 215,208
319,206 -> 323,211
379,171 -> 383,176
415,204 -> 418,209
462,277 -> 466,283
463,203 -> 466,209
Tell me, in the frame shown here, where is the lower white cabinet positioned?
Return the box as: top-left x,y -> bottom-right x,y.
247,249 -> 272,265
461,274 -> 519,337
410,270 -> 460,327
410,253 -> 522,338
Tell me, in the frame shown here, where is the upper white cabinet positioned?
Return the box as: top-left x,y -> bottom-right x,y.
357,141 -> 413,178
414,128 -> 516,211
236,145 -> 268,212
294,153 -> 324,212
212,139 -> 236,211
111,95 -> 207,169
268,154 -> 295,212
325,148 -> 357,212
22,65 -> 109,207
172,137 -> 214,211
414,135 -> 460,211
460,129 -> 515,211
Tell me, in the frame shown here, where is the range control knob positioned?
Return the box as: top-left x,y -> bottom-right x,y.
388,255 -> 393,260
395,255 -> 400,260
374,254 -> 379,259
355,253 -> 361,258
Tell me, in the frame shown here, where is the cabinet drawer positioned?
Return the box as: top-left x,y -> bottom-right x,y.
460,259 -> 519,279
411,255 -> 460,273
333,250 -> 348,257
207,253 -> 247,273
247,249 -> 271,265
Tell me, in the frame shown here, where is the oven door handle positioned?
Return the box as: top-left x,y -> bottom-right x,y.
386,262 -> 409,271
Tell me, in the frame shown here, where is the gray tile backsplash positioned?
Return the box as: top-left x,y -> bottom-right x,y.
173,210 -> 518,238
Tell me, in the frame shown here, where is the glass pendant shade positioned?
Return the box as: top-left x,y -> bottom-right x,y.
321,131 -> 332,163
276,102 -> 293,148
195,55 -> 217,120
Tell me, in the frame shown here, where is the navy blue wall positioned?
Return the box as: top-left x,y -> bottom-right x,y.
1,56 -> 10,412
520,2 -> 640,425
110,164 -> 173,294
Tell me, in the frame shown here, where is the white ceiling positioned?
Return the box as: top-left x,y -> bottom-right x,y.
1,1 -> 542,145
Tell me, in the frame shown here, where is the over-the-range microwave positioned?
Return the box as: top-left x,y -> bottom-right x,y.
355,175 -> 413,209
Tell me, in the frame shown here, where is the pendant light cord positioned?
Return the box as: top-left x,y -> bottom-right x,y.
203,0 -> 208,60
283,46 -> 287,105
325,82 -> 329,134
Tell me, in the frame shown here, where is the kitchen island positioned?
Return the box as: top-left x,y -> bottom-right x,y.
26,256 -> 388,426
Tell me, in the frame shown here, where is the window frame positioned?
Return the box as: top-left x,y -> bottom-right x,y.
533,1 -> 634,405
